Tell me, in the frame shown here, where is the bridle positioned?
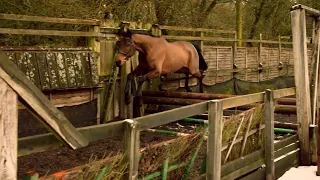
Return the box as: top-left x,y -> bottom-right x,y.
117,37 -> 136,60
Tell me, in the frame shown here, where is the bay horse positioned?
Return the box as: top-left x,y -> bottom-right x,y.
115,28 -> 208,104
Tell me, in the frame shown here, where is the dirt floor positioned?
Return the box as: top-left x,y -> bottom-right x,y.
17,110 -> 297,180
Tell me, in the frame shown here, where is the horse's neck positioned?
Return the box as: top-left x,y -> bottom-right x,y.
132,34 -> 157,54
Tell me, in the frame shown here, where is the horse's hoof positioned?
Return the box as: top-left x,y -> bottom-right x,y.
186,88 -> 193,92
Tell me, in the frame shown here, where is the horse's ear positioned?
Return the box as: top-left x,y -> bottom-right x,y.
118,28 -> 132,37
126,29 -> 132,37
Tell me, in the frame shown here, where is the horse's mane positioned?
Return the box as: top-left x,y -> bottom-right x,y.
131,30 -> 159,38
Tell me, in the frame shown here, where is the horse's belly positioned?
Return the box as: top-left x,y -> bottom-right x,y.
162,60 -> 187,74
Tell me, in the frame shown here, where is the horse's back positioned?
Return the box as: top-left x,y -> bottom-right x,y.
159,41 -> 199,74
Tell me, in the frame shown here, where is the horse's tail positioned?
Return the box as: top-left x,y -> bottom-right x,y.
192,44 -> 208,71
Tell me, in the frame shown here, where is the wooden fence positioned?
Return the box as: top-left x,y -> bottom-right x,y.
0,12 -> 307,123
15,86 -> 297,179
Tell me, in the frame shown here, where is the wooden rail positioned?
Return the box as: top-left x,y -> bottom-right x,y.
0,13 -> 99,25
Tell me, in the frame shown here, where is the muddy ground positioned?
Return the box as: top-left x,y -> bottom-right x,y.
17,102 -> 297,179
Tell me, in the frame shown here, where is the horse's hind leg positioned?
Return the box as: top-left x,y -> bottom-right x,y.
184,73 -> 193,92
192,71 -> 205,93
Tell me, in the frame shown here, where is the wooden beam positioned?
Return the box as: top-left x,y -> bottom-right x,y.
291,8 -> 312,165
207,100 -> 223,180
18,121 -> 123,157
222,92 -> 264,109
135,101 -> 208,130
291,4 -> 320,17
158,25 -> 236,34
273,87 -> 296,99
142,89 -> 296,104
0,53 -> 88,149
0,28 -> 100,37
310,18 -> 320,125
0,77 -> 18,180
0,13 -> 99,25
264,90 -> 275,180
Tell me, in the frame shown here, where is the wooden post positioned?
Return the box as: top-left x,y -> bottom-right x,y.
291,8 -> 312,165
119,22 -> 131,120
200,31 -> 204,52
207,100 -> 223,180
0,77 -> 18,180
99,16 -> 118,123
316,17 -> 320,176
264,89 -> 275,180
236,0 -> 243,47
310,17 -> 320,125
123,119 -> 140,180
310,17 -> 320,165
278,35 -> 283,77
258,34 -> 263,81
88,25 -> 102,124
232,33 -> 237,80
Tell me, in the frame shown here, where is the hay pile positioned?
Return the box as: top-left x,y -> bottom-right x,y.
221,104 -> 265,164
138,128 -> 206,179
67,152 -> 128,180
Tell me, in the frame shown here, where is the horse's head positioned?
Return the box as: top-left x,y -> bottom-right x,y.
115,28 -> 136,67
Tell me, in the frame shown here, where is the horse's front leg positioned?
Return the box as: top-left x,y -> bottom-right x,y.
135,68 -> 161,97
125,64 -> 147,104
125,73 -> 134,104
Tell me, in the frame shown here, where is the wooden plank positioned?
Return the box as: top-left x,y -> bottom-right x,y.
18,121 -> 124,157
221,92 -> 264,109
55,52 -> 68,89
310,18 -> 320,125
207,100 -> 223,180
0,77 -> 18,180
35,53 -> 51,90
221,141 -> 299,180
46,52 -> 60,89
275,141 -> 299,158
123,120 -> 140,180
64,52 -> 77,88
27,52 -> 41,88
274,134 -> 298,150
158,25 -> 236,34
0,13 -> 99,25
72,52 -> 86,87
264,90 -> 275,180
221,149 -> 264,177
273,87 -> 296,99
162,35 -> 235,42
89,52 -> 99,85
15,52 -> 30,80
0,28 -> 100,37
238,149 -> 299,180
135,101 -> 208,130
222,159 -> 264,180
79,52 -> 92,87
291,8 -> 312,165
0,53 -> 88,149
291,4 -> 320,16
